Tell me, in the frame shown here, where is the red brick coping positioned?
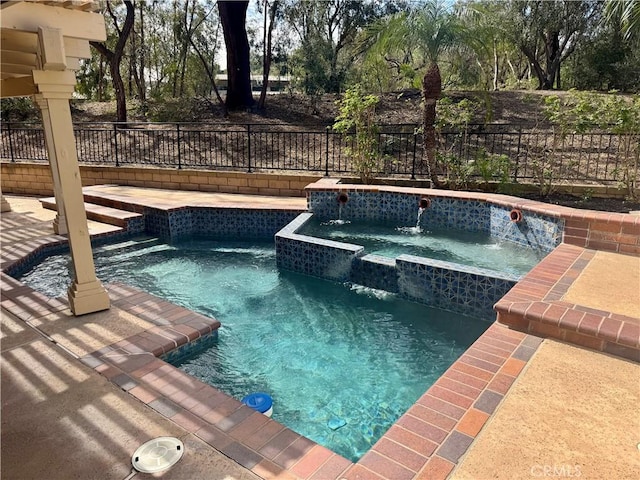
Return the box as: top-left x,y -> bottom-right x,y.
495,244 -> 640,363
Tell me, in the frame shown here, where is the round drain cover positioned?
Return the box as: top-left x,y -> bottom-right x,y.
131,437 -> 184,474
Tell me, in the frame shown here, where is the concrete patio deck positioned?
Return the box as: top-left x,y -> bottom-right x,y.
1,190 -> 638,480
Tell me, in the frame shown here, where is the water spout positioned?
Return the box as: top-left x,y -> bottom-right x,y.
416,207 -> 425,229
329,192 -> 350,225
510,209 -> 523,223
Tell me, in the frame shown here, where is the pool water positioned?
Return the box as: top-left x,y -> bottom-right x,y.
18,236 -> 489,461
299,217 -> 544,276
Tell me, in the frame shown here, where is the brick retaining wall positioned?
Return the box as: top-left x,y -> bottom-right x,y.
1,162 -> 320,197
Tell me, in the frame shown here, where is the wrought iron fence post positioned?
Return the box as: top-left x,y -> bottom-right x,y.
176,124 -> 182,169
7,123 -> 15,162
411,132 -> 417,180
325,128 -> 330,176
514,125 -> 522,182
113,123 -> 119,167
247,124 -> 252,173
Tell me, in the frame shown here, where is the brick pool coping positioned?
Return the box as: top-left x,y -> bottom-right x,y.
496,244 -> 640,362
2,186 -> 638,479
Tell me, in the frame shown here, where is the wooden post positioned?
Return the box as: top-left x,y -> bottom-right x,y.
32,64 -> 109,315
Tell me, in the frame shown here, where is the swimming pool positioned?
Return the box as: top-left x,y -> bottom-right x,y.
298,216 -> 543,276
18,236 -> 488,461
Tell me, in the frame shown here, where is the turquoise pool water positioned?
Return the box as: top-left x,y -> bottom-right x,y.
299,217 -> 544,276
18,237 -> 488,461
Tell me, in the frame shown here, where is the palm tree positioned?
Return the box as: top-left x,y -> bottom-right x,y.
605,0 -> 639,40
360,1 -> 464,187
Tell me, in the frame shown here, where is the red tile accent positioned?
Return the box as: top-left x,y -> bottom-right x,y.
428,385 -> 475,409
497,312 -> 530,331
372,438 -> 429,472
456,408 -> 490,437
273,436 -> 316,469
384,425 -> 438,457
487,372 -> 517,395
416,394 -> 466,421
458,354 -> 501,374
251,459 -> 296,480
449,360 -> 495,382
563,330 -> 604,350
472,339 -> 513,358
578,313 -> 604,336
524,302 -> 551,320
396,415 -> 448,444
442,368 -> 488,391
435,376 -> 482,400
359,451 -> 415,480
290,445 -> 333,479
243,420 -> 285,451
586,239 -> 619,252
529,321 -> 564,339
597,317 -> 623,341
500,358 -> 526,377
228,411 -> 271,441
618,323 -> 640,348
415,456 -> 455,480
259,428 -> 301,460
309,455 -> 351,480
590,221 -> 622,233
559,309 -> 585,330
544,304 -> 570,324
342,464 -> 385,480
407,404 -> 458,431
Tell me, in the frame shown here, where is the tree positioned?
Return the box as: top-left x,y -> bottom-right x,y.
508,0 -> 601,90
605,0 -> 640,40
457,1 -> 520,91
363,1 -> 464,186
258,0 -> 281,110
218,0 -> 254,110
285,0 -> 396,96
90,0 -> 135,124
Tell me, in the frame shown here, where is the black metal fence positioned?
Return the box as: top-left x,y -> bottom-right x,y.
1,121 -> 637,185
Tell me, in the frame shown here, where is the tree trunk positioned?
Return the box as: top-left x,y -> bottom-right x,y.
422,63 -> 444,188
90,0 -> 135,125
98,58 -> 104,102
137,0 -> 146,103
492,38 -> 499,91
189,36 -> 226,114
218,0 -> 254,110
258,0 -> 279,110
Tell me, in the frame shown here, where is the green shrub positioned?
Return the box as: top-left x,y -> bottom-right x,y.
333,84 -> 384,184
0,98 -> 38,122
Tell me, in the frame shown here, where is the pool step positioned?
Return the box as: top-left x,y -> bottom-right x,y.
39,197 -> 143,228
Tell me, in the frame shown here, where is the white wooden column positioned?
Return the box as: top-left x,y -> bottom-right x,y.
33,93 -> 67,234
32,69 -> 109,315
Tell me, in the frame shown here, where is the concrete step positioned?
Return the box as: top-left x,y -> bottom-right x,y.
39,197 -> 143,228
